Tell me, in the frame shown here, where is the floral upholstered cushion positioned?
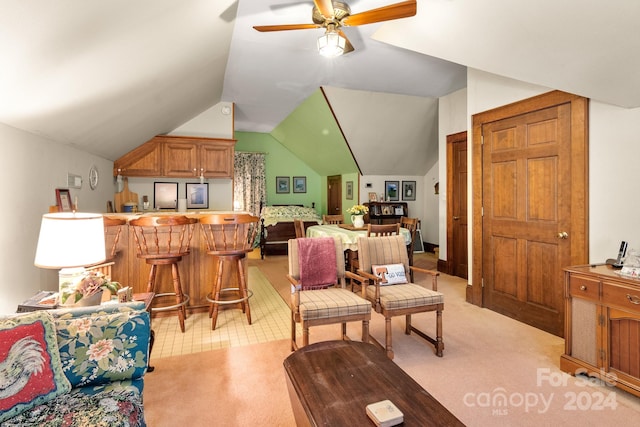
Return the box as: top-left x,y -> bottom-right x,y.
2,388 -> 145,427
0,311 -> 71,423
53,309 -> 150,388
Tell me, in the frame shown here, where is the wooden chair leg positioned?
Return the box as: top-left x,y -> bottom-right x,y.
237,258 -> 251,325
211,259 -> 225,330
291,313 -> 297,351
385,317 -> 394,359
435,310 -> 444,357
146,265 -> 157,293
170,263 -> 186,333
341,322 -> 347,340
362,320 -> 369,343
303,324 -> 310,347
405,314 -> 412,335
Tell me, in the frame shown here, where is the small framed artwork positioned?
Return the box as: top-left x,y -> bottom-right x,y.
276,176 -> 290,193
56,189 -> 73,212
293,176 -> 306,193
154,182 -> 178,209
346,181 -> 353,200
385,181 -> 399,201
402,181 -> 416,201
186,183 -> 208,209
368,192 -> 378,202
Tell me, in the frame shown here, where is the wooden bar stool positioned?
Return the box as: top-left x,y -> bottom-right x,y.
130,215 -> 197,332
199,213 -> 260,330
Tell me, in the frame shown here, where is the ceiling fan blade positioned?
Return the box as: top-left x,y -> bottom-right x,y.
313,0 -> 335,19
253,23 -> 320,32
343,0 -> 416,26
338,29 -> 355,54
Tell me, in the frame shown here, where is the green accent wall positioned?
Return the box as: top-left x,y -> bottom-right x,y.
235,132 -> 360,220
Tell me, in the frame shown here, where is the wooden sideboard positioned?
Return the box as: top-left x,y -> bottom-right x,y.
364,202 -> 408,224
561,264 -> 640,397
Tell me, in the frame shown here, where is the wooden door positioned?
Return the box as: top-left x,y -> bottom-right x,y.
472,91 -> 588,337
327,175 -> 342,217
446,131 -> 468,279
164,141 -> 198,177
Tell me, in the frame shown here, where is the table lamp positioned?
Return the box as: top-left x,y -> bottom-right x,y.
34,212 -> 106,305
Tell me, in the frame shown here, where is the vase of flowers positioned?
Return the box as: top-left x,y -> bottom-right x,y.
60,270 -> 120,306
347,205 -> 369,228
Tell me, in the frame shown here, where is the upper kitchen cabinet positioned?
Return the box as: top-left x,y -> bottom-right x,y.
114,135 -> 236,178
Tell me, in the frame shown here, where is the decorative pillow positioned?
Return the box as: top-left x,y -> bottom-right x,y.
0,311 -> 71,423
371,263 -> 408,285
54,310 -> 150,388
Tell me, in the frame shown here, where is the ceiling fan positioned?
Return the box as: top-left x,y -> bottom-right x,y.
253,0 -> 417,57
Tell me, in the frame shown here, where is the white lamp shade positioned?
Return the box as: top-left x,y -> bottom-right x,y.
34,212 -> 106,268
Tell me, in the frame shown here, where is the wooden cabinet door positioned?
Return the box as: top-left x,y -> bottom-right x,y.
164,141 -> 198,177
200,140 -> 234,178
113,140 -> 163,177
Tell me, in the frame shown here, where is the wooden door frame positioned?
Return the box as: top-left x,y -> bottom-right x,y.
445,130 -> 468,277
470,90 -> 589,306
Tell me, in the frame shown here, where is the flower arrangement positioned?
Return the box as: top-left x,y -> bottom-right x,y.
347,204 -> 369,215
61,270 -> 120,305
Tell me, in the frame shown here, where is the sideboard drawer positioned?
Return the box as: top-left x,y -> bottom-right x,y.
602,281 -> 640,311
569,275 -> 600,301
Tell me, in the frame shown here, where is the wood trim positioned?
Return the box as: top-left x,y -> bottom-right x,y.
470,90 -> 589,306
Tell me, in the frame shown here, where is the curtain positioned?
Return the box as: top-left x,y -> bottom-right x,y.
234,152 -> 266,216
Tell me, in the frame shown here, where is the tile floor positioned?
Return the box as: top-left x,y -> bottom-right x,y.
150,266 -> 290,358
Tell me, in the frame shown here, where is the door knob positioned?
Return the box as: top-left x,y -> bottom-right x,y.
557,231 -> 569,239
453,216 -> 460,220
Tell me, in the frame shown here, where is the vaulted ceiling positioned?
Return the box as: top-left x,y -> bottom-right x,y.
1,1 -> 638,176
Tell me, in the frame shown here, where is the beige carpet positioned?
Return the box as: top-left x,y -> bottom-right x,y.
144,254 -> 640,426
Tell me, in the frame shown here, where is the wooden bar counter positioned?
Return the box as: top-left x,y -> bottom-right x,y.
105,212 -> 250,314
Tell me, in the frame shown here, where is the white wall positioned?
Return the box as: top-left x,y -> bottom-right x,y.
0,102 -> 234,314
0,123 -> 116,314
438,68 -> 640,282
358,175 -> 435,243
438,88 -> 468,259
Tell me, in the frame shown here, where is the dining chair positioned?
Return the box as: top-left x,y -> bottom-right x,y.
287,237 -> 371,351
294,219 -> 306,238
400,217 -> 419,281
199,213 -> 260,330
130,215 -> 197,332
322,214 -> 344,225
366,223 -> 400,236
356,234 -> 444,359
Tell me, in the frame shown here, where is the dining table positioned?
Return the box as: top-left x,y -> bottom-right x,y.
306,224 -> 411,251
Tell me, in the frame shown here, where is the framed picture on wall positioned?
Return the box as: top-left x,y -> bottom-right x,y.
346,181 -> 353,200
385,181 -> 399,201
293,176 -> 307,193
55,189 -> 73,212
368,192 -> 378,202
154,182 -> 178,209
186,183 -> 208,209
402,181 -> 416,201
276,176 -> 290,193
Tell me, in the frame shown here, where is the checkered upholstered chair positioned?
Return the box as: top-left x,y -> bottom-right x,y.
357,235 -> 444,359
287,237 -> 371,351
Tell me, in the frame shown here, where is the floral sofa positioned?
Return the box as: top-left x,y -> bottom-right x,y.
0,301 -> 150,426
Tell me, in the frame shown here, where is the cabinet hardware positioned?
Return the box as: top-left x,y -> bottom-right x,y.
626,294 -> 640,305
580,285 -> 587,291
557,231 -> 569,239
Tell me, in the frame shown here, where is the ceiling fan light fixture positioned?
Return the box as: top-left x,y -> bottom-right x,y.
317,26 -> 346,58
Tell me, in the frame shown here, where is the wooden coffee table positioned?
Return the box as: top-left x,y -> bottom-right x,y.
283,340 -> 464,426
